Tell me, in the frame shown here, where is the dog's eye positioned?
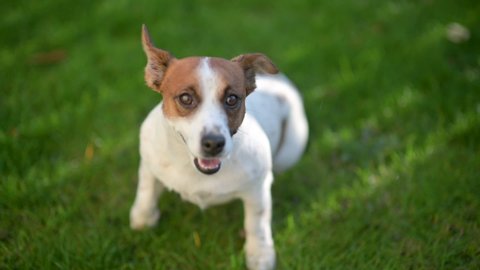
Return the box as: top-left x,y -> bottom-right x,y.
179,93 -> 193,106
225,95 -> 240,108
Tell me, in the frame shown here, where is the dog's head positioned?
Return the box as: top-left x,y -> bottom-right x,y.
141,25 -> 278,175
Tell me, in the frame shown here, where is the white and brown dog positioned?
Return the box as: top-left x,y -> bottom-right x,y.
130,25 -> 308,270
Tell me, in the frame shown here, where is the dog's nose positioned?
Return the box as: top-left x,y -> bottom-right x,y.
201,134 -> 225,156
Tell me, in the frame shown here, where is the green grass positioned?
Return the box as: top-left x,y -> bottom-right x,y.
1,0 -> 479,269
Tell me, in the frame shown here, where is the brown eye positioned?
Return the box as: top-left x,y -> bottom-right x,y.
179,93 -> 193,106
225,94 -> 240,108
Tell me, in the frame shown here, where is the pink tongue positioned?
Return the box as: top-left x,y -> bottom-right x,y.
198,158 -> 221,169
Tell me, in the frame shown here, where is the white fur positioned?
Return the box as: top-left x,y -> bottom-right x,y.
130,61 -> 308,270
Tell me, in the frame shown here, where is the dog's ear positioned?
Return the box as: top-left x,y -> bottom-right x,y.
142,24 -> 174,92
231,53 -> 279,95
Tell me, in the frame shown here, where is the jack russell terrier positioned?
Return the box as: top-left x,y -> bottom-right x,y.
130,25 -> 308,270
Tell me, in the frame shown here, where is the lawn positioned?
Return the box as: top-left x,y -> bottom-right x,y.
1,0 -> 479,269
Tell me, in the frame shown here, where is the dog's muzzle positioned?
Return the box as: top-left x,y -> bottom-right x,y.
193,133 -> 225,175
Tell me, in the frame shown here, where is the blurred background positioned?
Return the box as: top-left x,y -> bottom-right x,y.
1,0 -> 479,268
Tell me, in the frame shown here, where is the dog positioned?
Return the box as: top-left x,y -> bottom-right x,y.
130,25 -> 308,270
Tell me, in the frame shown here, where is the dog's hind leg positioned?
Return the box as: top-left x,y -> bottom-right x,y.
242,172 -> 275,270
130,161 -> 163,230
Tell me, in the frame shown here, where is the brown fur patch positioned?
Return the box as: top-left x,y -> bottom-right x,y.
160,57 -> 203,118
150,52 -> 278,136
209,58 -> 248,135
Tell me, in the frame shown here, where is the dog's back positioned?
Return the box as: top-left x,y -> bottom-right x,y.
246,74 -> 309,173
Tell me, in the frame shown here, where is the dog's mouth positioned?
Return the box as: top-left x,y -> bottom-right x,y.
194,158 -> 221,175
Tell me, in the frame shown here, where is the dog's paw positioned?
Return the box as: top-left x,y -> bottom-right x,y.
129,207 -> 160,230
245,243 -> 276,270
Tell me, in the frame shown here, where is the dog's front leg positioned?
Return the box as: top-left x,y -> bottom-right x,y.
242,172 -> 275,270
130,161 -> 163,230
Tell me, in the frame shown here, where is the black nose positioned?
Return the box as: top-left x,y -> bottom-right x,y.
201,134 -> 225,156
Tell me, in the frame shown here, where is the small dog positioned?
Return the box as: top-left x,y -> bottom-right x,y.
130,25 -> 308,270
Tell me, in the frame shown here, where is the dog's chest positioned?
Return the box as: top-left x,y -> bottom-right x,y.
149,158 -> 246,209
177,188 -> 236,209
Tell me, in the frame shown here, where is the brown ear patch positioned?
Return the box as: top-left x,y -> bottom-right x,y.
142,24 -> 175,92
231,53 -> 279,95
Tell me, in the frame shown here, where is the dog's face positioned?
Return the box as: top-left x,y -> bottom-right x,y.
141,25 -> 278,175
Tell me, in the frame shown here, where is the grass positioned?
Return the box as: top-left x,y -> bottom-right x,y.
1,0 -> 479,269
